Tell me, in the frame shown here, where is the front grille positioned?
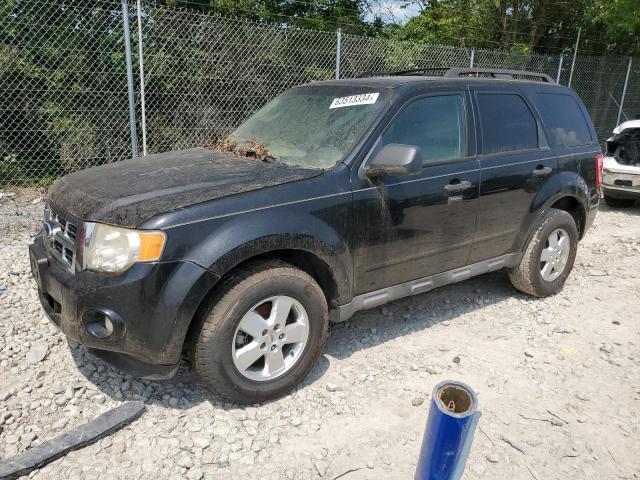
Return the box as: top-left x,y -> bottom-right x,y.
44,204 -> 80,272
50,209 -> 78,241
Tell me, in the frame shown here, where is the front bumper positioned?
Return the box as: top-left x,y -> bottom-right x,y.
602,156 -> 640,199
29,236 -> 219,378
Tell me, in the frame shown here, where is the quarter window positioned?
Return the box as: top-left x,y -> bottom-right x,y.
535,93 -> 592,147
477,93 -> 538,154
379,95 -> 467,165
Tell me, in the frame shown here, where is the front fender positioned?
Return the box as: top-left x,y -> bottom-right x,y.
186,210 -> 353,304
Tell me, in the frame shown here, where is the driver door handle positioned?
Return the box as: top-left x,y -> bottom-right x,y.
444,180 -> 472,193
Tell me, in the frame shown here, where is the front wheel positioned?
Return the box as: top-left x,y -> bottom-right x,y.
508,208 -> 578,297
192,260 -> 328,404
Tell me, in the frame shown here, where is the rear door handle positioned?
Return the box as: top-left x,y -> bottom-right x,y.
444,180 -> 472,193
531,166 -> 552,177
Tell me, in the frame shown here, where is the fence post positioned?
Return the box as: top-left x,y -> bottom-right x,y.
556,54 -> 564,83
568,27 -> 581,88
122,0 -> 139,158
335,28 -> 341,79
136,0 -> 148,156
469,48 -> 475,68
617,58 -> 632,126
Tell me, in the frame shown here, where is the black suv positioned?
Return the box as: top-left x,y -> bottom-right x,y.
29,68 -> 602,404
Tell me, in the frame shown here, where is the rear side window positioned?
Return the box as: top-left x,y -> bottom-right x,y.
477,93 -> 538,154
380,95 -> 467,165
535,93 -> 592,147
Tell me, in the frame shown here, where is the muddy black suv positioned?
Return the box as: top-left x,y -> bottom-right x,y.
29,68 -> 602,404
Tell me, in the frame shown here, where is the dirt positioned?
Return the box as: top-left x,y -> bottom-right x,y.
46,148 -> 318,228
1,188 -> 639,479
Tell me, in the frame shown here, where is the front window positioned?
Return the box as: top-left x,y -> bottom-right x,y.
379,95 -> 468,165
224,86 -> 388,169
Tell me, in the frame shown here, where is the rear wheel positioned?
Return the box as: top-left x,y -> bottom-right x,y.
508,208 -> 578,297
192,260 -> 328,404
604,194 -> 636,208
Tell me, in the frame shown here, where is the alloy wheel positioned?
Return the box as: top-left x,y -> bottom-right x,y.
539,228 -> 570,282
231,295 -> 309,382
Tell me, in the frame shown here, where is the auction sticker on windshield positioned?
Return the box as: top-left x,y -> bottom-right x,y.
329,93 -> 379,109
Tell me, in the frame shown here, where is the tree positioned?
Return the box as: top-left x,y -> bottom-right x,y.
158,0 -> 371,34
380,0 -> 640,55
0,0 -> 130,182
392,0 -> 502,49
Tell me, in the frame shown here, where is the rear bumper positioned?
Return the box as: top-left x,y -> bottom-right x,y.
603,185 -> 640,199
29,236 -> 219,377
602,157 -> 640,198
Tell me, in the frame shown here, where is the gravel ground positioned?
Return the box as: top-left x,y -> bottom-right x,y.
1,187 -> 639,480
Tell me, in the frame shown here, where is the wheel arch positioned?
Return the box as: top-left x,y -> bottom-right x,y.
518,192 -> 587,254
183,247 -> 344,355
548,195 -> 587,239
524,170 -> 590,248
223,248 -> 343,308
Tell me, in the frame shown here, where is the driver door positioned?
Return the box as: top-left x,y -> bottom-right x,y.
351,90 -> 480,294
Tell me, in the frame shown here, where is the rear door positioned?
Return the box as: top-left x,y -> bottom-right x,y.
533,91 -> 600,193
469,86 -> 558,263
351,88 -> 480,294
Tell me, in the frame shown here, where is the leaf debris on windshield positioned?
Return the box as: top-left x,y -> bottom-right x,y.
209,136 -> 276,163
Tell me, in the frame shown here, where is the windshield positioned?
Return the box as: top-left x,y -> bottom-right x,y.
227,86 -> 388,169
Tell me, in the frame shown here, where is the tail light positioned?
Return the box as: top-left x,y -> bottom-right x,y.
595,152 -> 603,188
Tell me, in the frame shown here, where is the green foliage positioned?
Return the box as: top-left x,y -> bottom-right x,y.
139,6 -> 340,154
396,0 -> 500,49
160,0 -> 371,34
0,0 -> 131,184
590,0 -> 640,34
1,0 -> 638,185
387,0 -> 640,55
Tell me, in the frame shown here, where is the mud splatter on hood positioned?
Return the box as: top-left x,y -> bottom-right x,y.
48,148 -> 321,228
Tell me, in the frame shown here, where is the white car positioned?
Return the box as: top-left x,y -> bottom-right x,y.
602,119 -> 640,207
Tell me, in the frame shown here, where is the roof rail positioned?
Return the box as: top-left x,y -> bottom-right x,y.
358,67 -> 554,83
444,67 -> 554,83
358,67 -> 450,78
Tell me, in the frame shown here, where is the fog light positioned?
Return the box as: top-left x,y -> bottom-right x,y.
82,308 -> 124,340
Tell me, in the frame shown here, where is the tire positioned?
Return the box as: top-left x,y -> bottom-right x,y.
508,208 -> 578,297
192,260 -> 328,404
604,194 -> 636,208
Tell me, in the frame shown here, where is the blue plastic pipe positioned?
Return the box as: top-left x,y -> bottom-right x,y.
415,380 -> 480,480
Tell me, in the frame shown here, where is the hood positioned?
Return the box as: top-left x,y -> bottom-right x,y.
608,123 -> 640,144
612,119 -> 640,136
48,148 -> 320,228
607,121 -> 640,149
608,120 -> 640,146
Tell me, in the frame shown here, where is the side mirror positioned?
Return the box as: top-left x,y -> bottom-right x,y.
364,143 -> 422,178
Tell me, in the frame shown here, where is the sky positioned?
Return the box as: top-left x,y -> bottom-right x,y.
366,1 -> 422,24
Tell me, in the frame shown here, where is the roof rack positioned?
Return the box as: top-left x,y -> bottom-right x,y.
358,67 -> 450,78
359,67 -> 554,83
445,67 -> 554,82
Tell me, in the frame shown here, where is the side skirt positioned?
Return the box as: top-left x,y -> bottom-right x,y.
336,253 -> 521,322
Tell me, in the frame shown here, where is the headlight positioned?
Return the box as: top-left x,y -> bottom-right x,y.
84,223 -> 166,273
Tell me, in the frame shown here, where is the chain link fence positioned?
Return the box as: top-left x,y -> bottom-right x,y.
1,0 -> 133,185
1,0 -> 638,185
559,54 -> 632,144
